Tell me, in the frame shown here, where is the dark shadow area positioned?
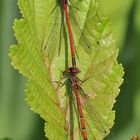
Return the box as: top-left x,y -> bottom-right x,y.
106,0 -> 138,139
115,0 -> 137,132
29,117 -> 47,140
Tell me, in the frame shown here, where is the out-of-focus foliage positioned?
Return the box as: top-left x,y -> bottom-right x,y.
99,0 -> 133,50
100,0 -> 140,139
0,0 -> 140,140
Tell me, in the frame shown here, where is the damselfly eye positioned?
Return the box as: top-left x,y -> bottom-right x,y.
69,67 -> 81,74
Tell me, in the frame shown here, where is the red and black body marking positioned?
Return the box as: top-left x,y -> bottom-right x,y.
63,0 -> 76,68
63,67 -> 88,140
62,0 -> 88,139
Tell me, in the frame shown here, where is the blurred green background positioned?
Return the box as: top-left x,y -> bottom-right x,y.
0,0 -> 140,140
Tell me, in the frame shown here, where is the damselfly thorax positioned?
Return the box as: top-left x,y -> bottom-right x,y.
64,67 -> 81,89
63,67 -> 88,140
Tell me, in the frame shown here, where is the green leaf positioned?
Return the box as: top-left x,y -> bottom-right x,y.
9,0 -> 124,140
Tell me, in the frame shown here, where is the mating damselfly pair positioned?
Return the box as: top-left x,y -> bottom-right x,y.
10,0 -> 124,139
41,0 -> 112,140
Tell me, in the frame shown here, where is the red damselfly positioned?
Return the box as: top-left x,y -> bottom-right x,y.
42,0 -> 111,139
63,0 -> 88,139
61,0 -> 110,140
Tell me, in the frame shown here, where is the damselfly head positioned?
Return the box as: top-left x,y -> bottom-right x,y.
63,67 -> 81,76
69,67 -> 81,74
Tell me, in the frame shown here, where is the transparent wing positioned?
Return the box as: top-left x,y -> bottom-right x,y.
68,0 -> 100,53
47,0 -> 98,57
80,90 -> 111,140
42,3 -> 65,61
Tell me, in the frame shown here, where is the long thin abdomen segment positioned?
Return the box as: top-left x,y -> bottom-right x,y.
75,91 -> 88,140
63,0 -> 76,68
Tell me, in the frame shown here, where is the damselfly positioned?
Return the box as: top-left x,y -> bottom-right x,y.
58,0 -> 110,140
41,0 -> 113,139
62,66 -> 110,140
